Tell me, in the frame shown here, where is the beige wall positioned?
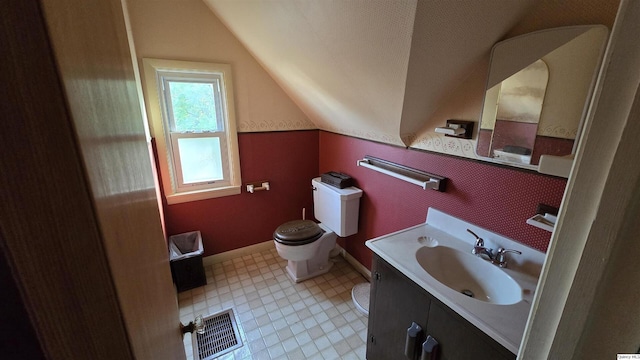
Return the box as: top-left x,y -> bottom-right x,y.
411,0 -> 619,159
205,0 -> 418,146
126,0 -> 314,133
146,0 -> 617,158
538,27 -> 608,139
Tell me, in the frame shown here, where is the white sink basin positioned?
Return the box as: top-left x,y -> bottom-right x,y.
415,246 -> 523,305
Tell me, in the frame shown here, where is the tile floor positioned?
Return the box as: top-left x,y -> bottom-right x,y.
178,247 -> 369,360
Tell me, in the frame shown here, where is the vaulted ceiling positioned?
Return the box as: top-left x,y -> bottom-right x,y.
202,0 -> 618,148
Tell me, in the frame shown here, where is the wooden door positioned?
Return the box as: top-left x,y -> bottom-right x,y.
367,256 -> 431,360
425,299 -> 515,360
0,0 -> 184,358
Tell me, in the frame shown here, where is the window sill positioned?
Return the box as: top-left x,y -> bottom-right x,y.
165,185 -> 241,205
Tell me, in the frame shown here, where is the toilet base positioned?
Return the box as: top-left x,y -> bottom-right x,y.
285,259 -> 334,283
275,227 -> 337,283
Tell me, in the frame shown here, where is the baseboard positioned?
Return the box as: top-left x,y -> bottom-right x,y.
202,240 -> 371,282
202,240 -> 274,266
336,245 -> 371,281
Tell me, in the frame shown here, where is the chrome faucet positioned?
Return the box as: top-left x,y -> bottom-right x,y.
494,248 -> 522,268
467,229 -> 494,260
467,230 -> 522,268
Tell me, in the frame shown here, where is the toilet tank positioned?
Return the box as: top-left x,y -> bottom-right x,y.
312,177 -> 363,237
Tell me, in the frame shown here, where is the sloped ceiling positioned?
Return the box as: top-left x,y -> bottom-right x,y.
203,0 -> 616,148
203,0 -> 539,146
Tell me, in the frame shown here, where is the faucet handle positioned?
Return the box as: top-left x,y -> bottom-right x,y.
494,248 -> 522,268
466,229 -> 483,246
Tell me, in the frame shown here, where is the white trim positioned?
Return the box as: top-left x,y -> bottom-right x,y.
336,245 -> 371,281
166,185 -> 241,205
170,132 -> 229,191
201,241 -> 372,283
520,1 -> 640,358
141,58 -> 242,203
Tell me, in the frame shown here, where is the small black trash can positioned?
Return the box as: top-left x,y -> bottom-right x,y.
169,231 -> 206,292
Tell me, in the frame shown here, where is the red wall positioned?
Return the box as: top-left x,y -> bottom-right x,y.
491,119 -> 538,156
162,131 -> 319,256
160,130 -> 567,270
319,131 -> 567,269
531,136 -> 574,164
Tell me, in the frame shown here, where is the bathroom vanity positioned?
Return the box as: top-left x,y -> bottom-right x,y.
365,208 -> 545,360
367,255 -> 514,360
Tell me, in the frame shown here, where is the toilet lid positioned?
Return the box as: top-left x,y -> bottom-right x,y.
273,220 -> 323,246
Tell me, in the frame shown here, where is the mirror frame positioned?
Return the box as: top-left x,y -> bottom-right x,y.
476,25 -> 609,175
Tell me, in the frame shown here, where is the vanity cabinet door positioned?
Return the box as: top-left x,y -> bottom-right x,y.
367,256 -> 431,360
425,299 -> 516,360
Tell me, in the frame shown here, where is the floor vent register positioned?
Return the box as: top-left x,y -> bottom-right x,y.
193,309 -> 243,360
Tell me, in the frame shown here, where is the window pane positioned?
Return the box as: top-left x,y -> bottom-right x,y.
177,137 -> 224,184
168,81 -> 219,132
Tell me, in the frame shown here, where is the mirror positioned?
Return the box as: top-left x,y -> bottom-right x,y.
481,59 -> 549,164
477,25 -> 609,171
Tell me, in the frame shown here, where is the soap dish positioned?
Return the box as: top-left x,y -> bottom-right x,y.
526,213 -> 557,232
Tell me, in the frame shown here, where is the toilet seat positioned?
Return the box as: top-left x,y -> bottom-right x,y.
273,220 -> 322,246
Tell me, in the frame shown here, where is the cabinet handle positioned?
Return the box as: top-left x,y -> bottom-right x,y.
420,335 -> 439,360
404,322 -> 423,359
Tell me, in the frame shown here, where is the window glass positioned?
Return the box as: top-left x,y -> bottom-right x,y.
167,81 -> 221,132
176,137 -> 223,184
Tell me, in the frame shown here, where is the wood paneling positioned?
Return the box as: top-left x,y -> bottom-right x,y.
0,0 -> 133,357
1,0 -> 184,358
39,0 -> 185,358
0,246 -> 45,359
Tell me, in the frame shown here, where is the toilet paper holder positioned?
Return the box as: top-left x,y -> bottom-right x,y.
246,181 -> 270,193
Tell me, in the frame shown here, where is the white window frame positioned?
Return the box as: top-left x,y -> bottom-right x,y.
142,59 -> 241,204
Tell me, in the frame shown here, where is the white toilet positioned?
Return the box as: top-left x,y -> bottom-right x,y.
274,177 -> 363,283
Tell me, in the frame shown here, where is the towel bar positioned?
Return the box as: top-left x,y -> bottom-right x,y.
356,156 -> 447,192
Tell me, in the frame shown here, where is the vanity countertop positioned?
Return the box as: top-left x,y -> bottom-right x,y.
365,208 -> 545,354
